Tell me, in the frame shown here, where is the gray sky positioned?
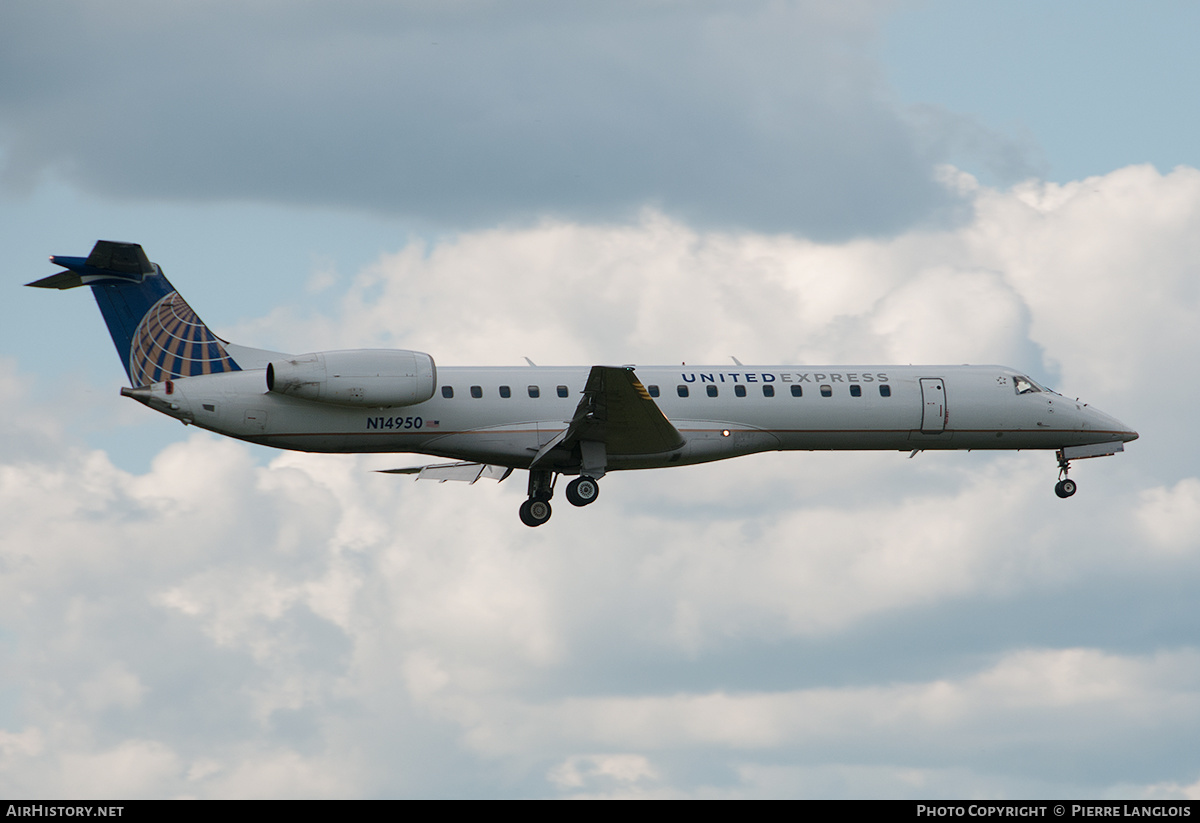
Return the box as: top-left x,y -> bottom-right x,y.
2,0 -> 1200,799
0,0 -> 951,238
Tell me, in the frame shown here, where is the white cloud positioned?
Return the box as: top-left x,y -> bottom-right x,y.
195,748 -> 357,800
1131,774 -> 1200,801
1,415 -> 1193,796
246,165 -> 1196,430
77,664 -> 147,713
442,647 -> 1200,796
1136,478 -> 1200,555
547,753 -> 660,793
55,741 -> 183,799
4,165 -> 1200,797
971,165 -> 1200,396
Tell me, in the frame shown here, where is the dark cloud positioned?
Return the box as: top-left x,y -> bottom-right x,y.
0,0 -> 959,238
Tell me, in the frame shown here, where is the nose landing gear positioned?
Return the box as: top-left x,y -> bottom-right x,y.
1054,478 -> 1077,498
1054,449 -> 1078,498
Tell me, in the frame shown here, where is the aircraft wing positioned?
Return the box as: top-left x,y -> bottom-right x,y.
378,462 -> 513,483
533,366 -> 684,467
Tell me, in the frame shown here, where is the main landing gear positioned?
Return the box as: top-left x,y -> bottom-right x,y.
520,469 -> 555,527
519,497 -> 553,527
1054,449 -> 1078,499
519,471 -> 602,526
565,476 -> 600,507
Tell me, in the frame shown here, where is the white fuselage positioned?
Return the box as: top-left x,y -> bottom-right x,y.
136,364 -> 1137,473
37,240 -> 1137,525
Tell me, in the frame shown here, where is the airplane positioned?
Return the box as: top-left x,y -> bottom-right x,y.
28,240 -> 1139,527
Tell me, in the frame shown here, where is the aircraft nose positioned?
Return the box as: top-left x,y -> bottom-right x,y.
1104,412 -> 1138,442
1086,405 -> 1138,442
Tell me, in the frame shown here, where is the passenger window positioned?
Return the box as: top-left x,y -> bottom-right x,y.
820,385 -> 832,397
734,385 -> 746,397
706,385 -> 718,397
879,385 -> 891,397
499,385 -> 511,398
763,385 -> 775,397
648,385 -> 660,397
790,385 -> 803,397
557,385 -> 569,398
441,386 -> 454,399
528,385 -> 540,398
470,386 -> 482,399
850,385 -> 861,397
677,385 -> 689,398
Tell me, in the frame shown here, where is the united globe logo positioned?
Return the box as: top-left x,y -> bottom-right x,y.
128,291 -> 239,386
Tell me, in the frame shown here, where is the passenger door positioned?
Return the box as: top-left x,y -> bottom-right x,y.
920,378 -> 946,434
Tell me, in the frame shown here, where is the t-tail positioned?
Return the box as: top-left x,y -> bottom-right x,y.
26,240 -> 242,386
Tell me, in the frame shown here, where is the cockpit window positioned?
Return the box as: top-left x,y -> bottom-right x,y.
1013,376 -> 1041,395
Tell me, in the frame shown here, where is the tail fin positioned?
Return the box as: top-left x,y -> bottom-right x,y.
27,240 -> 242,385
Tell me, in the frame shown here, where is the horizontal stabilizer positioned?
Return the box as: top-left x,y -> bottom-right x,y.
26,270 -> 87,290
85,240 -> 155,275
28,241 -> 157,289
378,462 -> 513,483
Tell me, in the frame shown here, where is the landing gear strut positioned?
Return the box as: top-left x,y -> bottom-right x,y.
519,441 -> 607,525
519,469 -> 555,527
1054,449 -> 1078,499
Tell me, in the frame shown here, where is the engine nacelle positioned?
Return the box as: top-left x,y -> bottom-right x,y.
266,349 -> 436,407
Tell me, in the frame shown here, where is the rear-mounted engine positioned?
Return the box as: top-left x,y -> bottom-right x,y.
266,349 -> 436,407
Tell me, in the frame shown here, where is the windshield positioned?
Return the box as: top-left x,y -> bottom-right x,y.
1013,375 -> 1057,395
1014,375 -> 1041,395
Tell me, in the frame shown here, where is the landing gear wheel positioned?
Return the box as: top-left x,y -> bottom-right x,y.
1055,478 -> 1077,499
519,498 -> 553,527
565,477 -> 600,507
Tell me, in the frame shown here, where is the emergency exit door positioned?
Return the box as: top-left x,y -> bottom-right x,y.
920,378 -> 946,434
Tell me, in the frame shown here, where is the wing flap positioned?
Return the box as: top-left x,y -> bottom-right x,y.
378,462 -> 513,483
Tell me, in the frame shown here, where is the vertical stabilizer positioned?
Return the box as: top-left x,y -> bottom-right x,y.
27,241 -> 242,385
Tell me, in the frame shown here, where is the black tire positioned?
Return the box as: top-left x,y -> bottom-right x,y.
1055,479 -> 1077,498
565,477 -> 600,507
519,498 -> 552,527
